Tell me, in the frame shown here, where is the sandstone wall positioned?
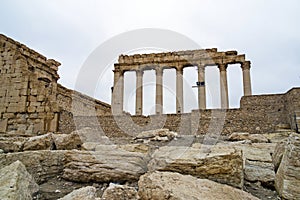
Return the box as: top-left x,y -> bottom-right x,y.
0,34 -> 60,134
58,88 -> 300,136
0,34 -> 111,135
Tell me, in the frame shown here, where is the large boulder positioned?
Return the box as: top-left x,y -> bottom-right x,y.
102,183 -> 138,200
138,171 -> 259,200
148,144 -> 244,188
63,146 -> 150,183
58,186 -> 98,200
0,150 -> 65,184
275,133 -> 300,200
23,133 -> 54,151
0,160 -> 39,200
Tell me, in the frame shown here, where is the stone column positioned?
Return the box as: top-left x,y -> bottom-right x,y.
176,68 -> 184,113
198,64 -> 206,110
136,70 -> 143,115
112,68 -> 124,115
218,63 -> 229,109
242,61 -> 252,96
155,68 -> 163,114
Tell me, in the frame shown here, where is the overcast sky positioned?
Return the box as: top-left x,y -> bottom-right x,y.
1,0 -> 300,115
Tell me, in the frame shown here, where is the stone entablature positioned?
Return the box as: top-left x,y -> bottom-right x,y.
112,49 -> 252,115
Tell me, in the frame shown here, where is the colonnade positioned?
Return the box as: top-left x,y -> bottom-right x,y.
112,61 -> 252,115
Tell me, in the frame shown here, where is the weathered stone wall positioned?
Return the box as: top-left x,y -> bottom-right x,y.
0,34 -> 111,135
59,88 -> 300,136
0,34 -> 60,134
1,33 -> 299,137
284,88 -> 300,130
57,84 -> 111,116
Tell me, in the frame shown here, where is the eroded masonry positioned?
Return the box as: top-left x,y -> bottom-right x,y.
0,34 -> 300,135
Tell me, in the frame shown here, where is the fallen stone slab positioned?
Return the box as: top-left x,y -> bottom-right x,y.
0,150 -> 65,184
0,136 -> 27,152
58,186 -> 98,200
148,144 -> 244,188
228,132 -> 269,143
134,129 -> 177,142
63,146 -> 150,183
0,160 -> 39,200
275,133 -> 300,200
138,171 -> 259,200
23,133 -> 54,151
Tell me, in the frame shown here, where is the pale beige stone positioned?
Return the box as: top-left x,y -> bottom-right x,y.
58,186 -> 97,200
138,171 -> 259,200
275,133 -> 300,200
0,160 -> 39,200
63,148 -> 149,183
102,183 -> 138,200
148,144 -> 244,188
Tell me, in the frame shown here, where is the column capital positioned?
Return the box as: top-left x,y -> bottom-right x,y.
196,62 -> 206,68
241,61 -> 251,70
176,68 -> 183,75
155,67 -> 163,75
136,69 -> 144,76
218,63 -> 227,72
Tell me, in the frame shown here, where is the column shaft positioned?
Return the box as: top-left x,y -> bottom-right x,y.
219,64 -> 229,109
156,68 -> 163,114
198,65 -> 206,110
242,61 -> 252,96
112,70 -> 124,115
135,70 -> 143,115
176,68 -> 184,113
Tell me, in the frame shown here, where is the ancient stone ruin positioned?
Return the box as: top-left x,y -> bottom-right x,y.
0,34 -> 300,200
112,48 -> 252,114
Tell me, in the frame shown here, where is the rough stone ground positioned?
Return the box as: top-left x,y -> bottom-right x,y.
26,134 -> 282,200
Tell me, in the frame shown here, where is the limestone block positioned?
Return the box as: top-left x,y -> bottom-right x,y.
63,148 -> 150,183
0,150 -> 65,184
275,133 -> 300,200
148,145 -> 244,188
36,106 -> 44,113
8,89 -> 20,97
32,122 -> 44,134
102,183 -> 138,200
0,161 -> 39,200
58,186 -> 97,200
228,132 -> 269,143
7,104 -> 19,113
244,160 -> 275,183
37,95 -> 45,102
0,119 -> 8,132
30,89 -> 38,95
138,171 -> 259,200
27,106 -> 36,113
23,133 -> 55,151
0,137 -> 27,152
53,132 -> 82,150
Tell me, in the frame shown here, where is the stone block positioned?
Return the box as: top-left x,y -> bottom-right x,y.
30,89 -> 38,95
148,144 -> 244,188
8,89 -> 20,97
0,119 -> 8,132
0,161 -> 39,200
27,106 -> 36,113
138,172 -> 259,200
275,133 -> 300,200
37,95 -> 45,102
